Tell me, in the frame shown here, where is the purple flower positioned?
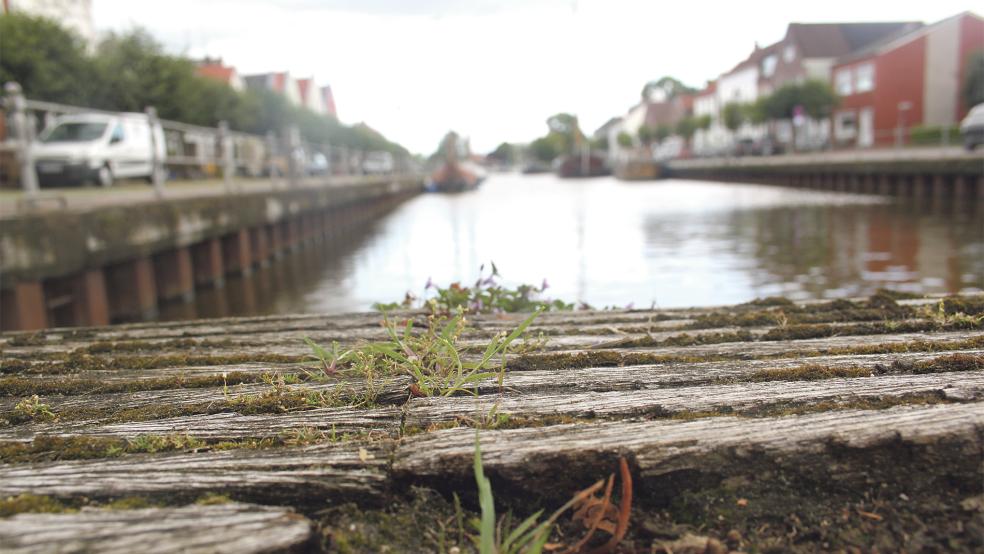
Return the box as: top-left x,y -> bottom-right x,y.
624,302 -> 635,310
541,278 -> 549,291
424,277 -> 434,290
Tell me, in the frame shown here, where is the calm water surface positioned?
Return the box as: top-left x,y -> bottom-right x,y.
163,174 -> 984,321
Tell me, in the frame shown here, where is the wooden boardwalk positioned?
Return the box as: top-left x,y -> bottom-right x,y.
1,293 -> 982,552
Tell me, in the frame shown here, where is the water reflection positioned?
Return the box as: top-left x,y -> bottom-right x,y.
158,174 -> 983,321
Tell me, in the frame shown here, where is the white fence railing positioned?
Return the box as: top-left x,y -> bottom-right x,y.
1,82 -> 419,198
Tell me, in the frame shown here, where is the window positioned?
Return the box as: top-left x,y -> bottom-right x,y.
783,44 -> 796,62
835,111 -> 857,140
855,63 -> 874,92
835,69 -> 853,95
39,122 -> 107,143
761,54 -> 778,77
110,124 -> 125,143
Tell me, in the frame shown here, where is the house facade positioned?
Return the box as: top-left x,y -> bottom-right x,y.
195,59 -> 245,92
692,21 -> 921,155
320,85 -> 337,118
832,12 -> 984,148
243,72 -> 303,107
296,78 -> 325,114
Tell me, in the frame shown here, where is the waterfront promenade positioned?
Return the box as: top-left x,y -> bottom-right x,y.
1,174 -> 424,331
666,146 -> 984,199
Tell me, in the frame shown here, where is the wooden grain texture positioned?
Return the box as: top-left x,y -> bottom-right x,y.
395,402 -> 984,482
0,295 -> 981,553
0,502 -> 313,554
0,441 -> 388,504
404,370 -> 984,427
0,405 -> 403,443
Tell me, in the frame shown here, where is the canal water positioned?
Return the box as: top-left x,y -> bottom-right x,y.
162,173 -> 984,321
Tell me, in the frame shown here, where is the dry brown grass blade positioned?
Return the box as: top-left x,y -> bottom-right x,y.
589,457 -> 633,554
561,473 -> 615,554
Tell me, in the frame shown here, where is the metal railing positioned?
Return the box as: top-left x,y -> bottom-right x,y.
0,82 -> 419,199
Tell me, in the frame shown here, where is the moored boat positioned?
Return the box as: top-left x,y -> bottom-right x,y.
554,151 -> 609,178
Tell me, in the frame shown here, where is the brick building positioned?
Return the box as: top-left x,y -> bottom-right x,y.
832,12 -> 984,147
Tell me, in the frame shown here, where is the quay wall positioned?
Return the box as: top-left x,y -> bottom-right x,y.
664,150 -> 984,202
0,176 -> 423,330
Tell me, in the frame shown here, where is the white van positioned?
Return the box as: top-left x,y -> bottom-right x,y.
32,112 -> 166,187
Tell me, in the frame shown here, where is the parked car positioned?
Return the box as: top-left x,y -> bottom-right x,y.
307,152 -> 330,176
33,112 -> 166,187
960,103 -> 984,150
734,136 -> 784,157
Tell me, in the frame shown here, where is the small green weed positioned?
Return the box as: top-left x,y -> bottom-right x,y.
304,308 -> 541,398
376,263 -> 573,314
12,395 -> 57,423
471,433 -> 628,553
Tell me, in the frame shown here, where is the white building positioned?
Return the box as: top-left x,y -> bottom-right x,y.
692,82 -> 730,156
243,72 -> 303,107
296,78 -> 326,114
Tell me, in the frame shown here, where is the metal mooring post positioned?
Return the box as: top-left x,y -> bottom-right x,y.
265,131 -> 279,187
218,121 -> 234,193
5,82 -> 39,197
145,106 -> 165,198
287,126 -> 301,187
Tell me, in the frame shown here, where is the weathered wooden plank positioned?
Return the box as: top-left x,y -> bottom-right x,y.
0,502 -> 313,554
2,349 -> 968,417
0,376 -> 411,417
7,367 -> 981,444
529,330 -> 984,363
0,294 -> 959,351
4,292 -> 951,354
1,405 -> 402,443
0,442 -> 389,505
405,370 -> 984,427
491,348 -> 984,393
394,402 -> 984,485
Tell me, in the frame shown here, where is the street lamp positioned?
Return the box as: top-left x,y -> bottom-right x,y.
896,101 -> 912,148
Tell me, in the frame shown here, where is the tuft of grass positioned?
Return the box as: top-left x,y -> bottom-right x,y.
305,308 -> 541,398
473,433 -> 564,554
375,263 -> 573,314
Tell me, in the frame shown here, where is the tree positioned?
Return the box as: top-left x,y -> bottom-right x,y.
722,103 -> 745,132
641,76 -> 698,101
591,135 -> 609,151
488,142 -> 516,164
637,125 -> 654,145
675,116 -> 699,142
546,113 -> 585,153
0,13 -> 95,105
528,135 -> 563,163
696,115 -> 712,130
754,80 -> 838,121
616,131 -> 634,148
0,15 -> 410,154
964,50 -> 984,109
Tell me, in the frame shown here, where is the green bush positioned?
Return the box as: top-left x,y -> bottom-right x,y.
909,125 -> 962,146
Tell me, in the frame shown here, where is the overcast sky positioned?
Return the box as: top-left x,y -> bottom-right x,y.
93,0 -> 974,154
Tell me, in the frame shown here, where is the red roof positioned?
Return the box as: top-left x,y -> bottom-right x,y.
196,64 -> 236,84
321,85 -> 337,117
787,22 -> 921,59
271,72 -> 287,93
296,78 -> 312,104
